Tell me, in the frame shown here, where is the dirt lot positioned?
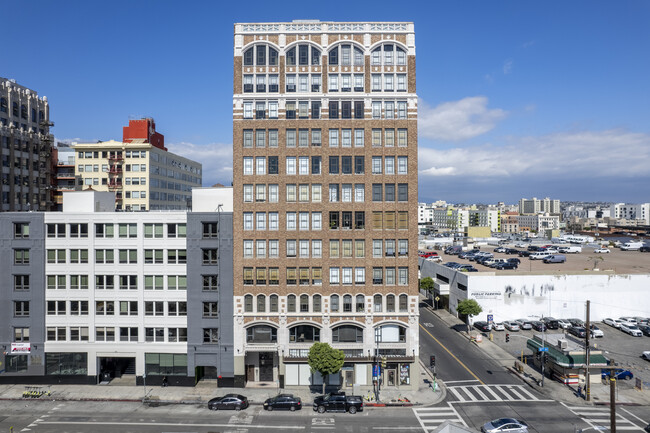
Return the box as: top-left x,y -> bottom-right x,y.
444,245 -> 650,275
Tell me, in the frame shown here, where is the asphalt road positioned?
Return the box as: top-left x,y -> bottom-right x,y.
419,304 -> 521,386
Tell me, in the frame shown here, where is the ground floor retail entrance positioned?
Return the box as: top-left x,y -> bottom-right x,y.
244,351 -> 278,384
284,361 -> 413,388
98,357 -> 136,383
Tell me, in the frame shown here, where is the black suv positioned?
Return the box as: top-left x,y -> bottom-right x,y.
313,392 -> 363,414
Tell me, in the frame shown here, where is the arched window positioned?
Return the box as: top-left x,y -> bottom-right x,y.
243,47 -> 254,66
330,294 -> 339,312
287,44 -> 319,66
300,294 -> 309,312
396,47 -> 406,65
289,324 -> 320,343
373,294 -> 383,312
269,47 -> 278,66
386,295 -> 396,312
244,295 -> 253,312
20,104 -> 27,119
332,325 -> 363,343
0,97 -> 7,113
328,44 -> 362,67
343,294 -> 352,312
257,294 -> 266,312
270,294 -> 279,312
287,294 -> 296,312
286,47 -> 296,66
375,324 -> 406,343
328,47 -> 338,66
246,325 -> 277,343
356,295 -> 365,312
313,294 -> 322,313
399,294 -> 408,312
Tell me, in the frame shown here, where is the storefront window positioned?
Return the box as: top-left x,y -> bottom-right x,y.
5,355 -> 28,372
145,353 -> 188,376
399,363 -> 410,385
46,353 -> 87,375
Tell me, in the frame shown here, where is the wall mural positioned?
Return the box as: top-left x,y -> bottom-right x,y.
504,283 -> 555,303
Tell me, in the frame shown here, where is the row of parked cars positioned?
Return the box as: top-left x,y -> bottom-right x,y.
208,392 -> 363,414
473,317 -> 605,338
603,316 -> 650,337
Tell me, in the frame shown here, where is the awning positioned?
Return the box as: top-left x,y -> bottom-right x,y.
526,339 -> 608,368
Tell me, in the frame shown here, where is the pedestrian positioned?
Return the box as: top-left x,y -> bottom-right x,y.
577,384 -> 582,398
162,376 -> 168,387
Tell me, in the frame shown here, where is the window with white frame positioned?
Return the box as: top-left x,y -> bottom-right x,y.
328,129 -> 339,147
385,156 -> 395,174
354,129 -> 364,147
372,101 -> 381,119
372,157 -> 382,174
286,129 -> 296,147
312,212 -> 322,230
329,75 -> 338,92
355,267 -> 365,284
256,240 -> 266,258
269,129 -> 278,146
286,157 -> 296,175
398,267 -> 408,285
397,74 -> 406,91
397,101 -> 407,119
385,101 -> 395,119
398,129 -> 408,147
255,184 -> 266,202
286,212 -> 296,230
329,184 -> 339,202
372,74 -> 381,91
243,157 -> 253,175
243,130 -> 253,147
299,240 -> 309,258
342,267 -> 352,284
329,267 -> 339,284
286,184 -> 296,202
355,184 -> 364,202
256,212 -> 266,230
312,240 -> 322,258
398,156 -> 408,174
269,184 -> 278,202
385,74 -> 394,91
243,184 -> 253,202
269,212 -> 278,230
243,240 -> 253,258
354,74 -> 364,91
299,212 -> 309,230
299,156 -> 309,174
342,184 -> 352,202
385,128 -> 395,147
243,102 -> 253,118
299,184 -> 309,202
286,240 -> 296,257
373,239 -> 383,257
243,213 -> 253,230
269,240 -> 279,257
312,184 -> 322,202
372,129 -> 381,147
256,157 -> 266,174
342,129 -> 352,147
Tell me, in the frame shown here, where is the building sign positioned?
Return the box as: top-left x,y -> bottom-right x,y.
11,343 -> 30,353
472,291 -> 502,300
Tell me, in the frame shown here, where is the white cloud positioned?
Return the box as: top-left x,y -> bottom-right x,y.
418,96 -> 508,142
419,129 -> 650,178
165,141 -> 233,186
503,58 -> 513,75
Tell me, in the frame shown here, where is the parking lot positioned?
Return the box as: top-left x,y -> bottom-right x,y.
479,321 -> 650,390
442,244 -> 650,275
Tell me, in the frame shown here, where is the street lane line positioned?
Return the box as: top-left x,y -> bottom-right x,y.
445,380 -> 480,384
621,407 -> 649,426
39,421 -> 304,429
419,323 -> 485,385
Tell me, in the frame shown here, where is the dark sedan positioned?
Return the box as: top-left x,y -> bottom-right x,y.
505,248 -> 520,255
496,262 -> 518,270
208,394 -> 249,411
638,324 -> 650,336
568,326 -> 587,338
530,321 -> 546,331
474,321 -> 491,332
264,394 -> 302,411
507,258 -> 521,265
518,250 -> 531,257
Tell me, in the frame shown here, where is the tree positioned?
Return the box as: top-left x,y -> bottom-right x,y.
457,298 -> 483,334
420,277 -> 434,294
308,342 -> 345,394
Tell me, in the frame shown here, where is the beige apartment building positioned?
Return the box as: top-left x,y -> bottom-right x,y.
232,21 -> 419,390
73,119 -> 202,211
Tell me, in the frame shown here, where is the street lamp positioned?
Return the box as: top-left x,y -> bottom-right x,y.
142,373 -> 147,403
374,328 -> 381,403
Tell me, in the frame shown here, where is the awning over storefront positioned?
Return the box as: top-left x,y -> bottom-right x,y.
526,339 -> 608,368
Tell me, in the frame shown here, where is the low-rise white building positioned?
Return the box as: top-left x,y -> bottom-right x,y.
517,213 -> 560,232
610,203 -> 650,225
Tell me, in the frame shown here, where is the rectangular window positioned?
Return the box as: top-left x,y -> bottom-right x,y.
286,157 -> 296,175
355,211 -> 365,229
311,102 -> 321,120
372,129 -> 382,147
329,156 -> 339,174
354,129 -> 364,147
143,223 -> 162,238
354,156 -> 364,174
328,74 -> 338,92
255,129 -> 265,147
342,129 -> 352,147
341,101 -> 351,118
286,212 -> 296,230
243,157 -> 253,175
397,74 -> 406,91
298,101 -> 309,118
203,275 -> 218,291
256,157 -> 266,175
398,102 -> 407,119
14,222 -> 29,239
385,129 -> 395,147
286,129 -> 296,147
328,129 -> 339,147
203,302 -> 219,318
202,249 -> 218,265
269,184 -> 279,202
398,156 -> 408,174
269,75 -> 278,92
69,223 -> 89,238
385,183 -> 395,202
47,223 -> 66,238
372,184 -> 382,202
14,301 -> 29,317
385,101 -> 395,119
14,274 -> 30,291
341,156 -> 352,174
372,157 -> 382,174
354,101 -> 364,119
329,101 -> 339,119
329,267 -> 340,284
398,129 -> 408,147
398,183 -> 408,201
14,249 -> 30,264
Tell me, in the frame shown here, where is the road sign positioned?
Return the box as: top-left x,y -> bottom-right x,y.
373,365 -> 380,378
435,296 -> 440,301
538,347 -> 549,352
487,314 -> 494,323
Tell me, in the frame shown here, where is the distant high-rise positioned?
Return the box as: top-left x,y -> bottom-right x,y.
232,21 -> 419,389
0,78 -> 54,211
519,197 -> 560,215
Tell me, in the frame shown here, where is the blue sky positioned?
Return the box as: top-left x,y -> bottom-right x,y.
5,0 -> 649,204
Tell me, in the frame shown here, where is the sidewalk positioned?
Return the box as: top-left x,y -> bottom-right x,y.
426,303 -> 650,407
0,365 -> 444,408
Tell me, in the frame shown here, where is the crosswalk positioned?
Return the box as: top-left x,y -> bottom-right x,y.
413,404 -> 467,432
447,383 -> 552,403
562,403 -> 646,431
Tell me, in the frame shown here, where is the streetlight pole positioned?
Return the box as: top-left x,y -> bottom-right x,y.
541,314 -> 546,387
374,329 -> 381,403
142,373 -> 147,403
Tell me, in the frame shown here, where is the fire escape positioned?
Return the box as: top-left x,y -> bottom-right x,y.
108,151 -> 124,203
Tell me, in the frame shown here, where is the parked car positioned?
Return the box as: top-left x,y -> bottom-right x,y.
621,323 -> 644,337
481,418 -> 529,433
504,321 -> 520,331
514,319 -> 533,330
527,245 -> 541,252
590,325 -> 604,338
505,248 -> 520,255
492,322 -> 505,331
557,319 -> 572,329
568,318 -> 585,327
515,242 -> 528,248
208,394 -> 249,411
634,317 -> 649,325
313,392 -> 363,414
620,316 -> 638,325
541,317 -> 559,330
643,351 -> 650,361
603,318 -> 623,328
530,321 -> 546,332
517,250 -> 531,257
494,247 -> 507,253
601,369 -> 633,381
637,324 -> 650,336
594,248 -> 610,253
495,262 -> 518,270
444,262 -> 461,268
543,254 -> 566,264
640,246 -> 650,252
264,394 -> 302,411
458,264 -> 479,272
507,258 -> 521,265
459,250 -> 480,259
474,321 -> 492,332
529,251 -> 553,260
568,326 -> 587,338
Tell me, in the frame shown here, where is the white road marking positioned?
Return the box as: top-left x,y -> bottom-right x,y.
444,380 -> 480,384
447,384 -> 552,403
39,421 -> 304,429
561,403 -> 644,431
413,403 -> 467,432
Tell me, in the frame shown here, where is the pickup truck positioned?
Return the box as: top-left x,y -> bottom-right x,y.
313,392 -> 363,414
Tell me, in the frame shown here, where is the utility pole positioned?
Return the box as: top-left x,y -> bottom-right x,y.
585,300 -> 591,401
541,314 -> 545,387
610,358 -> 616,433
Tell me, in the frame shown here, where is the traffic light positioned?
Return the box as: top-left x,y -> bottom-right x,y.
381,356 -> 387,368
506,333 -> 510,343
430,355 -> 436,368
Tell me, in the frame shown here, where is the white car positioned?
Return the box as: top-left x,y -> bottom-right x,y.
603,318 -> 623,328
594,248 -> 610,253
504,321 -> 521,331
590,325 -> 604,338
492,322 -> 505,331
643,351 -> 650,361
515,242 -> 528,248
514,319 -> 533,330
621,323 -> 643,337
620,317 -> 637,324
557,319 -> 572,329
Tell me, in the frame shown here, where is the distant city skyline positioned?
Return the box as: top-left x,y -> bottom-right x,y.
4,0 -> 649,203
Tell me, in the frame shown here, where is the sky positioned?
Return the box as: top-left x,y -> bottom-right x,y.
4,0 -> 649,204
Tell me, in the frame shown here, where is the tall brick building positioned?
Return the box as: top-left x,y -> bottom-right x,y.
232,21 -> 419,389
